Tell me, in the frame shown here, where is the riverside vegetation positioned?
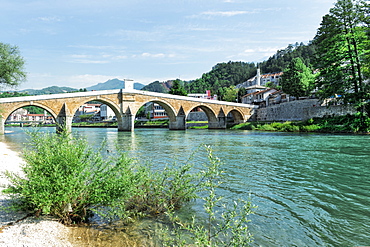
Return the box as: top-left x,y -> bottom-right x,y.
1,130 -> 256,246
231,114 -> 370,133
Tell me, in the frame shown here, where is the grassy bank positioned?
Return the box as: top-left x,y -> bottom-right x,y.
231,115 -> 370,133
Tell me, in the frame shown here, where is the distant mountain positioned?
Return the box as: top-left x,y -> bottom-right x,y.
86,79 -> 145,91
20,86 -> 78,95
17,79 -> 145,95
141,80 -> 173,93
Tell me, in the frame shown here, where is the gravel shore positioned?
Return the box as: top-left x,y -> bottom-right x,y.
0,140 -> 73,247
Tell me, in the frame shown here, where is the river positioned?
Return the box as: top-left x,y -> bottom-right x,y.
1,127 -> 370,246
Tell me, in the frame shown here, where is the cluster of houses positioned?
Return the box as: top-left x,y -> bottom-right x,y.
7,108 -> 54,124
237,69 -> 288,107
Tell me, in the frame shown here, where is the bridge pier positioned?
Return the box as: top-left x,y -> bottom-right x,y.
208,116 -> 227,129
169,115 -> 186,130
56,115 -> 73,133
0,116 -> 4,135
118,113 -> 134,131
56,103 -> 73,133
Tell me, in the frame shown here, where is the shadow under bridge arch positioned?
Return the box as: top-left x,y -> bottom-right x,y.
226,109 -> 245,125
128,100 -> 180,131
186,105 -> 227,129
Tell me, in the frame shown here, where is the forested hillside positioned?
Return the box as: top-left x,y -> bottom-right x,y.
141,80 -> 173,93
260,42 -> 316,73
185,61 -> 256,96
140,42 -> 316,100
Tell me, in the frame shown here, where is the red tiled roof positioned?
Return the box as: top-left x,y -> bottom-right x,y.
27,114 -> 45,117
242,88 -> 277,98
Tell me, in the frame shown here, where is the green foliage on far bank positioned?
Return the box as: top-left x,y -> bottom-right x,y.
0,91 -> 30,98
231,114 -> 370,133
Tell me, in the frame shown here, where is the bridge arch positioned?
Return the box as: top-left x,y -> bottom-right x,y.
226,109 -> 245,124
185,105 -> 218,122
70,97 -> 121,120
5,103 -> 58,124
135,99 -> 177,121
185,105 -> 227,129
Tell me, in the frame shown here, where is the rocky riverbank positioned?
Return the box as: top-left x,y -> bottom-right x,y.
0,140 -> 73,246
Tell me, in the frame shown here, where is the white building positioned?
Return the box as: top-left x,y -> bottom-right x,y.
242,88 -> 278,106
100,104 -> 115,120
188,90 -> 217,100
7,108 -> 28,121
73,103 -> 102,122
75,104 -> 101,116
144,103 -> 168,119
236,69 -> 283,89
239,68 -> 282,106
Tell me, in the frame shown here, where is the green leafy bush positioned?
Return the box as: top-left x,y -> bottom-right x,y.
230,115 -> 370,133
300,124 -> 321,132
2,131 -> 203,224
161,146 -> 256,246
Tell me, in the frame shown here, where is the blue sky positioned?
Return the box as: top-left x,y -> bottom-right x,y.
1,0 -> 335,90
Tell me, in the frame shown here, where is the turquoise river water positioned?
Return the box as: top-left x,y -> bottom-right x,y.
1,127 -> 369,246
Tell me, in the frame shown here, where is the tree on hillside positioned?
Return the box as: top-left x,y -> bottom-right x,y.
280,57 -> 315,98
169,79 -> 187,96
0,43 -> 26,88
237,87 -> 246,103
222,86 -> 238,102
312,0 -> 369,118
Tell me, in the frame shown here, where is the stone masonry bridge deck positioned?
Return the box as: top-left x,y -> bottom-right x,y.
0,89 -> 257,134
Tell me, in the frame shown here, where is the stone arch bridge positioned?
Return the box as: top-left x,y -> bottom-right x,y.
0,89 -> 257,134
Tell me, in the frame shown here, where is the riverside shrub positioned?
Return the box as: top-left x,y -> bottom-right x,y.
161,146 -> 256,246
2,131 -> 203,224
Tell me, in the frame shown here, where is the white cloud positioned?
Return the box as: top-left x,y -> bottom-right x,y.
66,54 -> 110,64
201,10 -> 251,17
70,54 -> 90,59
66,52 -> 129,64
243,47 -> 279,53
38,16 -> 61,22
141,52 -> 166,58
68,45 -> 121,50
133,52 -> 176,59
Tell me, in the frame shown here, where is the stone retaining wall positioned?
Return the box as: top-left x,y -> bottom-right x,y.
187,111 -> 208,121
256,99 -> 356,122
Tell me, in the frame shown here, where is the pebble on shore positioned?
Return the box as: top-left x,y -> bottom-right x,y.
0,141 -> 73,247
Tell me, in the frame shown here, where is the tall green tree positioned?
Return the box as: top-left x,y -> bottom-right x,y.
222,86 -> 238,102
0,43 -> 26,88
169,79 -> 187,96
312,0 -> 369,113
280,57 -> 315,98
